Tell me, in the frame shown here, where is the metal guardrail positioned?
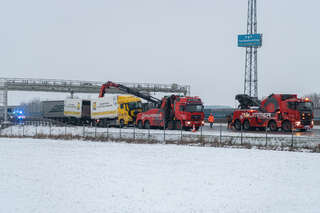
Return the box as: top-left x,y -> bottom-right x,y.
1,123 -> 319,152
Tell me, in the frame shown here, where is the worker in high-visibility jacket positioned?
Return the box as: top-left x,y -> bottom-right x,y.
208,113 -> 215,128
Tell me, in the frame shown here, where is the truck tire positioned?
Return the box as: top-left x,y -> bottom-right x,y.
167,120 -> 176,130
243,120 -> 251,131
234,119 -> 241,131
144,120 -> 150,129
281,120 -> 291,132
268,120 -> 278,131
119,119 -> 124,128
258,127 -> 266,131
137,120 -> 143,129
176,120 -> 182,130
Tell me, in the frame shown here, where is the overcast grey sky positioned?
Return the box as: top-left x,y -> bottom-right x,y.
1,0 -> 320,106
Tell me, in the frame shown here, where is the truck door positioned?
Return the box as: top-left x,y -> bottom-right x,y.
82,100 -> 91,119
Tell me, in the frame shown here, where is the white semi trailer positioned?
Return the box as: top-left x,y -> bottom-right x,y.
64,98 -> 91,125
91,95 -> 142,127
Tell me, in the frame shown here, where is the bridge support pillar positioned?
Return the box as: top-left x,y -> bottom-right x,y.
3,89 -> 8,122
0,80 -> 8,123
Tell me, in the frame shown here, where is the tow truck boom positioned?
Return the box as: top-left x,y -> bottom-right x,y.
99,81 -> 161,104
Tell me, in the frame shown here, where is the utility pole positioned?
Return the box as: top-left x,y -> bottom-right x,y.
238,0 -> 262,98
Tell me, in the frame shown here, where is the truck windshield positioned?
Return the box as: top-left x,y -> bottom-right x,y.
127,102 -> 142,110
185,104 -> 203,112
297,102 -> 313,111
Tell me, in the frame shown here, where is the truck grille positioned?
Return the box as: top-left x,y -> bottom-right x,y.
191,115 -> 201,121
301,112 -> 312,125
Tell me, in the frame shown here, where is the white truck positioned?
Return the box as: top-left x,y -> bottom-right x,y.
91,95 -> 142,127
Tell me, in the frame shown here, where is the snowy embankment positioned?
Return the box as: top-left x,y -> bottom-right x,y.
1,125 -> 320,151
0,138 -> 319,213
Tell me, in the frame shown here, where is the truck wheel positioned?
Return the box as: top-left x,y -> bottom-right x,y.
243,120 -> 251,131
234,120 -> 241,131
167,120 -> 176,130
144,120 -> 150,129
119,119 -> 124,128
258,127 -> 266,131
137,120 -> 143,129
268,120 -> 278,131
282,120 -> 291,132
103,120 -> 109,127
176,120 -> 182,130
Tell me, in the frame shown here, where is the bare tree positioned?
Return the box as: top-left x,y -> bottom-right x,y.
19,98 -> 42,117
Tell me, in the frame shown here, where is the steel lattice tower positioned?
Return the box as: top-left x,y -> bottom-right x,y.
244,0 -> 258,98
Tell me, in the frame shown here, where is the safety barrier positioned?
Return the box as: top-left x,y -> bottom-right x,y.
1,123 -> 320,152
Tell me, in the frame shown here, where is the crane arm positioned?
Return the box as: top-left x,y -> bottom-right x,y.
99,81 -> 161,104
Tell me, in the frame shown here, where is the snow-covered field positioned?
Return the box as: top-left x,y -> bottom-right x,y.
0,138 -> 319,213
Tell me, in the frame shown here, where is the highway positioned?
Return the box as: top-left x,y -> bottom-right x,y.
203,123 -> 320,137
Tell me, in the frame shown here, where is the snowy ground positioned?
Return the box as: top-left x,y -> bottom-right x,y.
0,138 -> 319,213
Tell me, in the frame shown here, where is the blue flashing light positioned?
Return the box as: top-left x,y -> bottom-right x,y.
12,109 -> 26,120
17,115 -> 25,120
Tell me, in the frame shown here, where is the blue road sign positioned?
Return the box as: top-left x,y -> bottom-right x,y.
238,34 -> 262,47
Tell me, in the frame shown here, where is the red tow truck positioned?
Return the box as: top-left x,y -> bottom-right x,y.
136,95 -> 204,130
100,81 -> 204,131
232,94 -> 314,131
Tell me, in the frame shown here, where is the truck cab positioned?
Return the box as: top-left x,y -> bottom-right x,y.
278,96 -> 313,131
117,96 -> 143,126
136,95 -> 204,130
172,97 -> 204,130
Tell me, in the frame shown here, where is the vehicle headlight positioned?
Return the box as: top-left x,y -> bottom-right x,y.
295,121 -> 301,126
186,121 -> 191,125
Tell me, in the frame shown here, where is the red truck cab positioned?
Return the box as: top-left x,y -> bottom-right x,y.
273,95 -> 313,131
136,96 -> 204,130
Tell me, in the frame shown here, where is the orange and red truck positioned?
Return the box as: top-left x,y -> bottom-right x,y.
232,94 -> 314,131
